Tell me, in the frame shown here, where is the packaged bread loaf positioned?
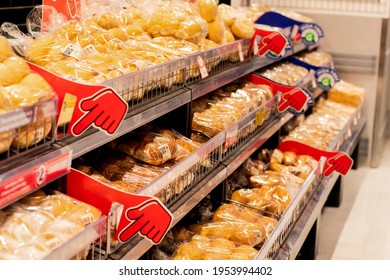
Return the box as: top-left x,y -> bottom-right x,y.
327,80 -> 365,108
0,190 -> 101,260
296,51 -> 333,67
115,131 -> 178,166
171,234 -> 258,260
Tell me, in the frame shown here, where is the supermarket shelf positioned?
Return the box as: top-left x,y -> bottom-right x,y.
273,117 -> 366,260
223,112 -> 294,175
189,42 -> 307,100
63,89 -> 191,159
0,144 -> 72,210
110,165 -> 227,260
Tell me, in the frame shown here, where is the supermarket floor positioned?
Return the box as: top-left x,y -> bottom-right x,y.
317,137 -> 390,260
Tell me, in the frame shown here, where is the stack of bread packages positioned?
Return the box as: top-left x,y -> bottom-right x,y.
0,190 -> 102,260
257,62 -> 309,86
191,79 -> 274,143
0,36 -> 56,158
148,148 -> 318,260
20,0 -> 256,103
76,127 -> 208,206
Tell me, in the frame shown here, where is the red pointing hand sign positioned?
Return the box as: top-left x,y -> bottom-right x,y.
245,74 -> 313,115
278,140 -> 353,177
251,28 -> 290,58
118,200 -> 172,244
27,62 -> 128,137
72,89 -> 128,136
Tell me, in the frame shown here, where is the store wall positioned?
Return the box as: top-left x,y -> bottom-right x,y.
0,0 -> 41,32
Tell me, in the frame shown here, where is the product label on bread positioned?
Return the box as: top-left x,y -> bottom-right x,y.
0,150 -> 72,208
255,107 -> 267,126
45,237 -> 63,250
272,149 -> 284,163
255,11 -> 324,46
62,43 -> 84,60
197,56 -> 209,79
158,144 -> 172,161
81,213 -> 95,226
278,140 -> 353,177
27,62 -> 128,137
83,44 -> 99,56
288,56 -> 340,91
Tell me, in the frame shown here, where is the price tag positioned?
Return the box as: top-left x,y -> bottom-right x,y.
225,124 -> 238,150
197,56 -> 209,79
62,43 -> 84,60
253,35 -> 260,56
0,150 -> 72,208
84,44 -> 99,55
238,42 -> 244,62
255,108 -> 267,126
58,93 -> 77,126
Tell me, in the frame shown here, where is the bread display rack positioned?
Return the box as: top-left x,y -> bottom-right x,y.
0,18 -> 365,259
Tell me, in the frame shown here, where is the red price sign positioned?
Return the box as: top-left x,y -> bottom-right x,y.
27,62 -> 128,137
0,150 -> 72,208
67,169 -> 173,244
278,140 -> 353,177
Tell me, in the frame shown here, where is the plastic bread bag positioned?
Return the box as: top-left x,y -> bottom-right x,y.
115,132 -> 178,166
230,186 -> 291,220
171,234 -> 258,260
151,36 -> 200,55
327,80 -> 365,108
147,1 -> 208,44
188,220 -> 265,247
0,190 -> 101,259
296,51 -> 333,67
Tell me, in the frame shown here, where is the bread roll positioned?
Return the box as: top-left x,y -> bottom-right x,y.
218,4 -> 236,27
40,194 -> 75,217
231,18 -> 255,39
2,84 -> 41,109
91,13 -> 121,30
25,35 -> 56,66
0,63 -> 19,87
19,73 -> 53,93
2,56 -> 30,84
207,16 -> 226,44
198,0 -> 218,22
55,22 -> 83,41
0,36 -> 13,62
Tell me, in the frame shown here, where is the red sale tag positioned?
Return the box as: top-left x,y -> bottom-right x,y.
27,62 -> 128,137
67,169 -> 173,244
0,150 -> 72,208
278,140 -> 353,177
245,74 -> 314,115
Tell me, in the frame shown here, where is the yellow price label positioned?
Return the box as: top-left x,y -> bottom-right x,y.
58,93 -> 77,126
256,108 -> 267,126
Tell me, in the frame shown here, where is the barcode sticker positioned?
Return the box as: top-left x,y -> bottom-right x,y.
62,43 -> 84,60
81,213 -> 95,226
84,44 -> 99,55
238,42 -> 244,62
197,56 -> 209,79
158,144 -> 172,161
45,237 -> 63,249
256,108 -> 267,126
131,60 -> 154,70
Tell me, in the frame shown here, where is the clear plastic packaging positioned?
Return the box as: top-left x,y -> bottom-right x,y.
296,51 -> 333,67
327,80 -> 365,108
171,234 -> 258,260
0,190 -> 101,260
